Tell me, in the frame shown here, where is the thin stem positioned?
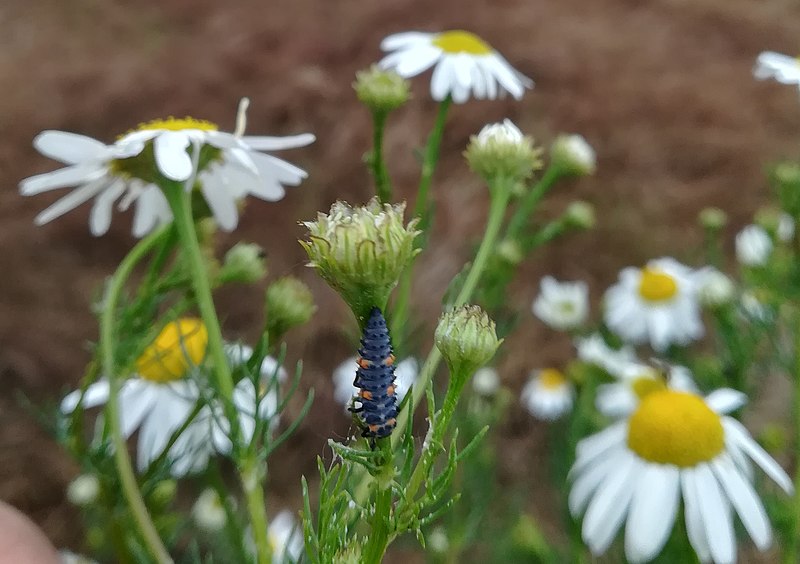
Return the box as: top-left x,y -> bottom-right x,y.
786,319 -> 800,563
101,227 -> 173,564
370,110 -> 392,204
362,441 -> 394,563
243,456 -> 272,564
504,166 -> 561,243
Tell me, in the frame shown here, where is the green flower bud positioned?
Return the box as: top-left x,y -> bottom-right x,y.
334,544 -> 363,564
564,200 -> 595,229
353,65 -> 410,113
220,242 -> 267,283
464,119 -> 543,184
698,207 -> 727,231
550,134 -> 596,176
435,305 -> 502,383
150,479 -> 178,506
754,206 -> 782,234
266,276 -> 317,339
300,198 -> 420,324
496,238 -> 524,265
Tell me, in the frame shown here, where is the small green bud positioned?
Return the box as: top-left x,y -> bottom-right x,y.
464,119 -> 543,184
550,134 -> 596,176
300,198 -> 420,324
696,267 -> 735,308
353,65 -> 410,113
66,474 -> 100,507
564,200 -> 595,229
151,479 -> 178,506
754,206 -> 782,234
266,276 -> 317,338
220,242 -> 267,283
496,238 -> 524,265
435,305 -> 502,382
86,527 -> 105,552
698,207 -> 727,230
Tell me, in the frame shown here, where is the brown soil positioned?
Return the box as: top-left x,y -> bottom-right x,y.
2,0 -> 799,561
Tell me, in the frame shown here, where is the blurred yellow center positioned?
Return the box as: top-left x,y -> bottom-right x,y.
638,267 -> 678,302
136,318 -> 208,383
539,368 -> 567,390
134,116 -> 218,132
631,376 -> 667,400
627,390 -> 724,467
433,31 -> 493,55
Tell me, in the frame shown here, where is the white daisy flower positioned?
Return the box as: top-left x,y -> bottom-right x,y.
20,100 -> 314,236
695,266 -> 735,308
735,225 -> 772,267
574,333 -> 638,378
596,362 -> 697,418
332,356 -> 418,411
520,368 -> 575,421
268,510 -> 304,563
378,30 -> 533,103
532,276 -> 589,331
472,366 -> 500,397
778,212 -> 795,242
61,319 -> 281,476
604,257 -> 703,352
570,387 -> 792,563
192,489 -> 228,533
754,51 -> 800,87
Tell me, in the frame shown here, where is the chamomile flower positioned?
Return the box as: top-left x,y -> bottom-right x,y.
754,51 -> 800,88
570,388 -> 792,563
61,319 -> 281,476
520,368 -> 574,421
574,333 -> 637,378
532,276 -> 589,331
333,356 -> 418,411
192,489 -> 228,533
267,510 -> 304,563
378,30 -> 533,103
695,266 -> 735,308
21,100 -> 314,235
596,362 -> 697,418
604,257 -> 703,352
736,225 -> 772,267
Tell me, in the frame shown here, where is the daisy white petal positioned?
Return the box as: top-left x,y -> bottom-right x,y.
89,180 -> 125,236
624,463 -> 680,563
241,133 -> 316,151
380,31 -> 434,51
33,131 -> 109,165
20,164 -> 106,195
705,388 -> 747,414
754,51 -> 800,85
34,178 -> 110,225
723,418 -> 793,493
712,454 -> 772,550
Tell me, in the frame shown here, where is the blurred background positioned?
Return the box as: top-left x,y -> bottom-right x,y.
3,0 -> 800,559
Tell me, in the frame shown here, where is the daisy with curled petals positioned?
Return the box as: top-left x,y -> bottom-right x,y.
332,356 -> 418,411
532,276 -> 589,331
379,30 -> 533,103
62,319 -> 282,476
595,361 -> 697,418
570,387 -> 793,563
754,51 -> 800,88
520,368 -> 574,421
20,98 -> 314,236
604,257 -> 703,352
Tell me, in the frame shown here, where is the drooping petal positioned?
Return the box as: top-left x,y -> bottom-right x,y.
712,455 -> 772,550
582,452 -> 638,555
154,131 -> 193,181
723,418 -> 793,493
240,133 -> 316,151
89,180 -> 125,236
200,171 -> 239,231
706,388 -> 747,414
431,57 -> 455,101
61,380 -> 111,413
694,463 -> 735,564
569,449 -> 623,515
394,45 -> 441,76
34,177 -> 110,225
682,469 -> 712,562
20,164 -> 107,195
34,131 -> 110,165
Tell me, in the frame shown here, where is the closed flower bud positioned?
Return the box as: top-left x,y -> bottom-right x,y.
192,489 -> 227,533
353,65 -> 411,113
695,267 -> 735,308
496,238 -> 524,265
67,474 -> 100,507
564,200 -> 595,229
300,198 -> 420,323
736,224 -> 772,267
464,119 -> 543,184
550,134 -> 596,176
435,305 -> 502,382
220,242 -> 267,283
266,276 -> 317,339
698,207 -> 727,230
151,480 -> 178,506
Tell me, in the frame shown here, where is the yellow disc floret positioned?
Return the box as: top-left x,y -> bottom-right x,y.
539,368 -> 567,390
433,31 -> 493,55
638,267 -> 678,302
135,116 -> 218,133
627,390 -> 724,467
136,318 -> 208,383
631,375 -> 667,400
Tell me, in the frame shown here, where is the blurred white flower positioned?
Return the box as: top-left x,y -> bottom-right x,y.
575,333 -> 637,378
736,225 -> 772,267
604,257 -> 703,352
474,119 -> 524,146
532,276 -> 589,331
571,388 -> 792,563
521,369 -> 574,421
379,30 -> 532,103
66,474 -> 100,507
551,134 -> 596,176
192,489 -> 227,533
332,356 -> 418,411
740,291 -> 771,323
472,366 -> 500,397
754,51 -> 800,87
695,266 -> 735,307
60,551 -> 99,564
268,510 -> 304,563
596,362 -> 697,418
778,213 -> 795,242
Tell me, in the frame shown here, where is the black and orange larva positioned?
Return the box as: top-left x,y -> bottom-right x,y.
349,307 -> 398,439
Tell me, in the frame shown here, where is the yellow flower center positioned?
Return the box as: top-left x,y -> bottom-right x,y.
134,116 -> 218,132
637,267 -> 678,302
539,368 -> 567,390
627,390 -> 724,467
432,30 -> 493,55
631,375 -> 667,400
136,318 -> 209,383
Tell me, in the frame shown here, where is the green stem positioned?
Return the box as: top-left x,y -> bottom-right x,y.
243,456 -> 272,564
504,166 -> 561,243
101,227 -> 173,564
370,110 -> 392,204
362,441 -> 394,563
786,320 -> 800,564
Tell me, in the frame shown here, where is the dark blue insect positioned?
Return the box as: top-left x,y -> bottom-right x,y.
349,307 -> 398,439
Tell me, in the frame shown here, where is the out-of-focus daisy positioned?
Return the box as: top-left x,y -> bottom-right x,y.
332,356 -> 418,411
379,30 -> 533,103
520,368 -> 574,421
192,488 -> 228,533
736,225 -> 772,267
596,362 -> 697,418
472,366 -> 500,397
61,319 -> 281,476
570,388 -> 792,563
268,510 -> 304,563
754,51 -> 800,87
532,276 -> 589,331
66,474 -> 100,507
695,266 -> 735,308
604,257 -> 703,352
550,134 -> 596,176
575,333 -> 637,378
20,100 -> 314,235
778,212 -> 795,243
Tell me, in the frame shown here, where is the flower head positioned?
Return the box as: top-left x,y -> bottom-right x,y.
570,388 -> 792,563
736,224 -> 772,267
220,242 -> 267,284
595,362 -> 697,418
464,119 -> 542,183
353,65 -> 411,113
300,198 -> 420,323
265,276 -> 317,339
550,134 -> 596,176
521,369 -> 574,421
21,101 -> 314,236
379,30 -> 533,103
532,276 -> 589,331
604,257 -> 703,352
435,305 -> 502,382
754,51 -> 800,87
